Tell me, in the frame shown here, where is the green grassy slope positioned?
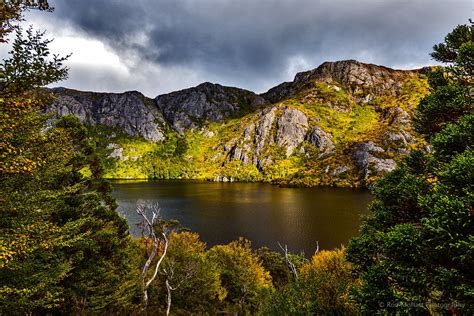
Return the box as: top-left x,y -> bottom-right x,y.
86,75 -> 429,188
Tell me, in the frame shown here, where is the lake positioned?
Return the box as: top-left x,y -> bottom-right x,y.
112,180 -> 372,255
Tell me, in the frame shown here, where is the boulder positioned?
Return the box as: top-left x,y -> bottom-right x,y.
354,141 -> 396,179
306,126 -> 334,155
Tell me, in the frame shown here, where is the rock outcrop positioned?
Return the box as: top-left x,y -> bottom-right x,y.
353,141 -> 397,180
47,88 -> 166,142
225,107 -> 276,170
225,106 -> 310,169
275,107 -> 308,157
254,108 -> 276,155
46,59 -> 429,187
305,127 -> 334,155
155,82 -> 267,134
262,60 -> 420,103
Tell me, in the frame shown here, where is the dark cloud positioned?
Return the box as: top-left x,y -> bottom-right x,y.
28,0 -> 473,94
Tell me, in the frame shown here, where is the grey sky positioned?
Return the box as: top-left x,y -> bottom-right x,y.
13,0 -> 474,97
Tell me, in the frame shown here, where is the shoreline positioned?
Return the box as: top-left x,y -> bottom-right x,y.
106,177 -> 371,191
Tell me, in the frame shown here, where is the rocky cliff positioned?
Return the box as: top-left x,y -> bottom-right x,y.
262,59 -> 421,103
47,88 -> 167,142
47,60 -> 430,187
155,82 -> 267,134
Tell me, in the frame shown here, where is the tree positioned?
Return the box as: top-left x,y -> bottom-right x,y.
0,0 -> 52,43
346,21 -> 473,314
263,247 -> 356,315
207,238 -> 274,313
135,200 -> 177,307
160,232 -> 225,315
256,246 -> 307,289
1,4 -> 142,313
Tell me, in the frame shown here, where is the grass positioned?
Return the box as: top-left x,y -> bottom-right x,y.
86,76 -> 430,187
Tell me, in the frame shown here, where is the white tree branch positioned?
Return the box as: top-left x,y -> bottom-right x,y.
278,242 -> 299,280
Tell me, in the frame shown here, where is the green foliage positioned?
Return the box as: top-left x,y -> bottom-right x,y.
207,238 -> 274,313
141,235 -> 276,314
256,247 -> 307,289
414,82 -> 471,137
144,232 -> 225,314
263,248 -> 356,315
1,116 -> 142,313
0,1 -> 52,43
79,68 -> 429,188
0,26 -> 69,99
431,114 -> 473,162
347,21 -> 474,315
431,22 -> 473,64
0,8 -> 142,314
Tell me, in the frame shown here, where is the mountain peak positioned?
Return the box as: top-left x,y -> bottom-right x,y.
155,81 -> 267,134
262,60 -> 420,103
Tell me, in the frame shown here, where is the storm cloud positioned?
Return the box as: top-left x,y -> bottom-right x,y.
21,0 -> 473,96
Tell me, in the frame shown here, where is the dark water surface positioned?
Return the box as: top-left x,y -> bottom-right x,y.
112,180 -> 372,255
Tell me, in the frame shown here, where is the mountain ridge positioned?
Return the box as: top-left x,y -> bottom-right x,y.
46,60 -> 431,187
262,59 -> 424,102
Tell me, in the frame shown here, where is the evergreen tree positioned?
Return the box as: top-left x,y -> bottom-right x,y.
0,3 -> 142,313
346,22 -> 473,314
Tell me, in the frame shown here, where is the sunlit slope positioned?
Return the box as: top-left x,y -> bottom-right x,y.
48,60 -> 430,187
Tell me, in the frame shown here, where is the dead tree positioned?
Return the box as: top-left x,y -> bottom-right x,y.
163,259 -> 197,316
278,242 -> 299,280
136,200 -> 170,306
278,241 -> 319,281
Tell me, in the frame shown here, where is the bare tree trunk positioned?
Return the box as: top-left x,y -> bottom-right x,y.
163,260 -> 196,316
278,241 -> 319,281
142,234 -> 168,306
165,279 -> 172,316
145,232 -> 169,291
136,200 -> 170,307
278,242 -> 299,280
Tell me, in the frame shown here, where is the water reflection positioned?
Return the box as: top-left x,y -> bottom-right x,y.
112,180 -> 372,254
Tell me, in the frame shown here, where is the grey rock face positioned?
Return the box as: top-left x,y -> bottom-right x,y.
254,108 -> 276,154
262,60 -> 419,103
155,82 -> 267,134
275,107 -> 309,157
379,106 -> 412,126
306,126 -> 334,155
47,88 -> 166,142
214,175 -> 235,182
225,106 -> 309,170
354,141 -> 396,179
383,129 -> 415,154
330,165 -> 350,177
225,107 -> 276,169
108,147 -> 128,161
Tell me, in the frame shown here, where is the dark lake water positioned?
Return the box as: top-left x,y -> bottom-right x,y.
112,180 -> 372,255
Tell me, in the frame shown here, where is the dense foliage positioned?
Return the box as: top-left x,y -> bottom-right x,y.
0,3 -> 142,313
1,3 -> 472,314
139,232 -> 354,315
263,247 -> 357,315
346,21 -> 473,314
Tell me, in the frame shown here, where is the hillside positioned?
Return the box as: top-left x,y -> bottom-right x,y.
46,60 -> 431,187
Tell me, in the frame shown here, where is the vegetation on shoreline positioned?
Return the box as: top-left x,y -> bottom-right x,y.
84,74 -> 429,188
0,2 -> 472,314
347,21 -> 473,314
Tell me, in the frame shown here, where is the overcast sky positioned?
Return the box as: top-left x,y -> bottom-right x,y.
5,0 -> 472,97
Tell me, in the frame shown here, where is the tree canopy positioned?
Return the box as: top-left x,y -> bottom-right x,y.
0,3 -> 142,313
347,21 -> 473,315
